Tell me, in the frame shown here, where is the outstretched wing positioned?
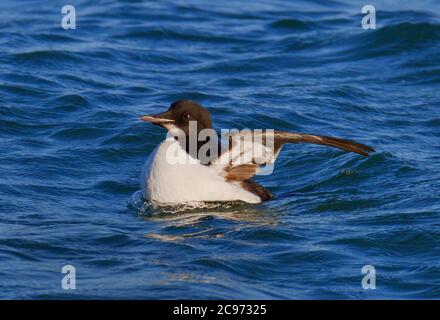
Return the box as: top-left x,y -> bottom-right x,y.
272,131 -> 374,156
213,130 -> 374,182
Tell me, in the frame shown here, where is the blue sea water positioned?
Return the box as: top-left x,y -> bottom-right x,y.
1,0 -> 440,299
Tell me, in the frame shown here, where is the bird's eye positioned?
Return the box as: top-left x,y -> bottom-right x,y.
184,113 -> 191,119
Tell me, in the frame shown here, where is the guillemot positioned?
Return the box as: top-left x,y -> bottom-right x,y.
140,100 -> 374,206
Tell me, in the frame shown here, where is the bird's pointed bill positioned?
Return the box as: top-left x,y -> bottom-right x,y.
139,113 -> 175,124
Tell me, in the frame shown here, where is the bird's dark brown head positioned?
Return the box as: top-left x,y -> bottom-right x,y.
140,100 -> 212,137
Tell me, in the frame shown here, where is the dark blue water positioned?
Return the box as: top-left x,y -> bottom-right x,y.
1,0 -> 440,299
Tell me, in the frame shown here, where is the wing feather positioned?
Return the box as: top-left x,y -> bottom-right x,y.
215,130 -> 374,182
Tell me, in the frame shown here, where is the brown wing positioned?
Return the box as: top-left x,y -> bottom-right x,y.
224,163 -> 259,181
217,130 -> 374,182
274,131 -> 375,157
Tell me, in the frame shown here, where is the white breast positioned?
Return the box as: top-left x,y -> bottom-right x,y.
141,138 -> 261,206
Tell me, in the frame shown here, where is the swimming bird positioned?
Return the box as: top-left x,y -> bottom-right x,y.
140,100 -> 374,206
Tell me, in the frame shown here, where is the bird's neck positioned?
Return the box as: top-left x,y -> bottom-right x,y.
180,131 -> 220,166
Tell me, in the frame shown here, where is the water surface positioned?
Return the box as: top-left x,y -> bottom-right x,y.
1,0 -> 440,299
